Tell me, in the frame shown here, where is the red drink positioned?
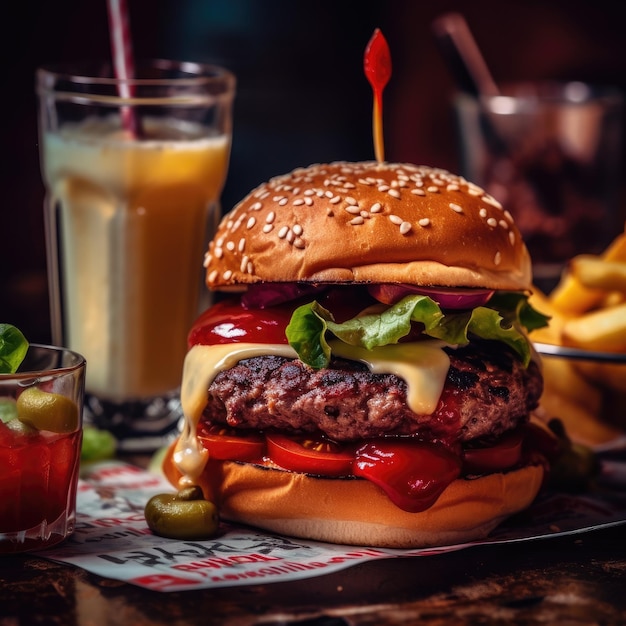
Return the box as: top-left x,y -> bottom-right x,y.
0,344 -> 85,553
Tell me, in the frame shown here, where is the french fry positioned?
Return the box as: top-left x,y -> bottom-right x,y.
569,255 -> 626,292
573,361 -> 626,394
551,232 -> 626,315
561,302 -> 626,352
540,356 -> 603,414
538,392 -> 623,446
527,287 -> 570,344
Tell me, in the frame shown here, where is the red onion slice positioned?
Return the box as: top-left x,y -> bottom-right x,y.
368,284 -> 494,309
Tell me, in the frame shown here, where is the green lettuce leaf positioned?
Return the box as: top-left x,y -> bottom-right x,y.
285,292 -> 549,370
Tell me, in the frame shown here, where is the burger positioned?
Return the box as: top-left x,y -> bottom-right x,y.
163,161 -> 552,548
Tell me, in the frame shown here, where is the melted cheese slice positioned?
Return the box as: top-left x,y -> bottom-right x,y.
174,340 -> 451,487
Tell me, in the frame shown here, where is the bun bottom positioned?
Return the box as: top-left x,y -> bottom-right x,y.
163,445 -> 544,548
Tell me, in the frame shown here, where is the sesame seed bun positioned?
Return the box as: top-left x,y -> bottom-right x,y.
204,162 -> 532,292
162,445 -> 545,548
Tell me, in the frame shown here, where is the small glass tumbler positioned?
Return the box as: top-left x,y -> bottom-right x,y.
454,81 -> 623,289
0,344 -> 85,553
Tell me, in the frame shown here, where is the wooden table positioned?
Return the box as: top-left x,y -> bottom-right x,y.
1,523 -> 624,625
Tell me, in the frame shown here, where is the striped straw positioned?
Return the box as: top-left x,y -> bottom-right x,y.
107,0 -> 139,136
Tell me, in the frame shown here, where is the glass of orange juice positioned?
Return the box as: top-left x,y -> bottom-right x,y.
36,60 -> 235,451
0,343 -> 85,553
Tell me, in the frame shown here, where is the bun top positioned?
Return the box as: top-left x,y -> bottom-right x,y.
204,162 -> 532,291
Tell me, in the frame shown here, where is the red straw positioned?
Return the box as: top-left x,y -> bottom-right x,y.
106,0 -> 139,136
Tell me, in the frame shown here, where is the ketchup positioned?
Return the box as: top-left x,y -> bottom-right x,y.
188,299 -> 292,347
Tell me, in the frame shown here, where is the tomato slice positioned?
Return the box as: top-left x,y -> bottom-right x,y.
266,433 -> 355,476
353,440 -> 462,512
197,424 -> 266,461
188,298 -> 293,347
462,428 -> 525,474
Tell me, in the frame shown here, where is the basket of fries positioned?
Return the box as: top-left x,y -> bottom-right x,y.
530,227 -> 626,448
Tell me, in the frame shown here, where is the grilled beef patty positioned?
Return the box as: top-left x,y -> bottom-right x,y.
201,341 -> 543,445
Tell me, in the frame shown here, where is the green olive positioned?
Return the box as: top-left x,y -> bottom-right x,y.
145,486 -> 219,540
549,442 -> 599,492
16,387 -> 79,433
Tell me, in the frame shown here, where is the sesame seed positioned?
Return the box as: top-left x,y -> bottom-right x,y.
479,208 -> 488,218
246,217 -> 256,230
350,216 -> 365,225
389,214 -> 403,225
293,224 -> 303,236
330,196 -> 341,204
293,198 -> 305,206
388,188 -> 401,199
499,220 -> 509,229
325,190 -> 334,198
346,196 -> 357,205
360,210 -> 370,218
400,221 -> 412,235
278,198 -> 288,206
509,231 -> 516,245
223,270 -> 233,281
304,197 -> 314,206
487,217 -> 498,228
504,210 -> 513,222
214,247 -> 223,259
240,256 -> 249,273
345,205 -> 361,215
482,194 -> 503,209
294,237 -> 305,249
378,185 -> 390,192
203,254 -> 211,268
494,251 -> 502,266
467,188 -> 482,196
251,201 -> 262,211
278,226 -> 289,239
450,203 -> 463,213
286,230 -> 295,243
262,224 -> 273,233
208,269 -> 218,283
411,188 -> 426,196
238,238 -> 246,253
247,261 -> 254,274
266,211 -> 276,224
418,218 -> 431,227
427,186 -> 439,193
447,184 -> 460,191
304,189 -> 315,196
226,241 -> 235,252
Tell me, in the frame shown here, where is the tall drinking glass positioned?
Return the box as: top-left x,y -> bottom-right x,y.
36,60 -> 235,450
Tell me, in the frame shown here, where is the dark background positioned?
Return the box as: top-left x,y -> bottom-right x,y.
3,0 -> 626,343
